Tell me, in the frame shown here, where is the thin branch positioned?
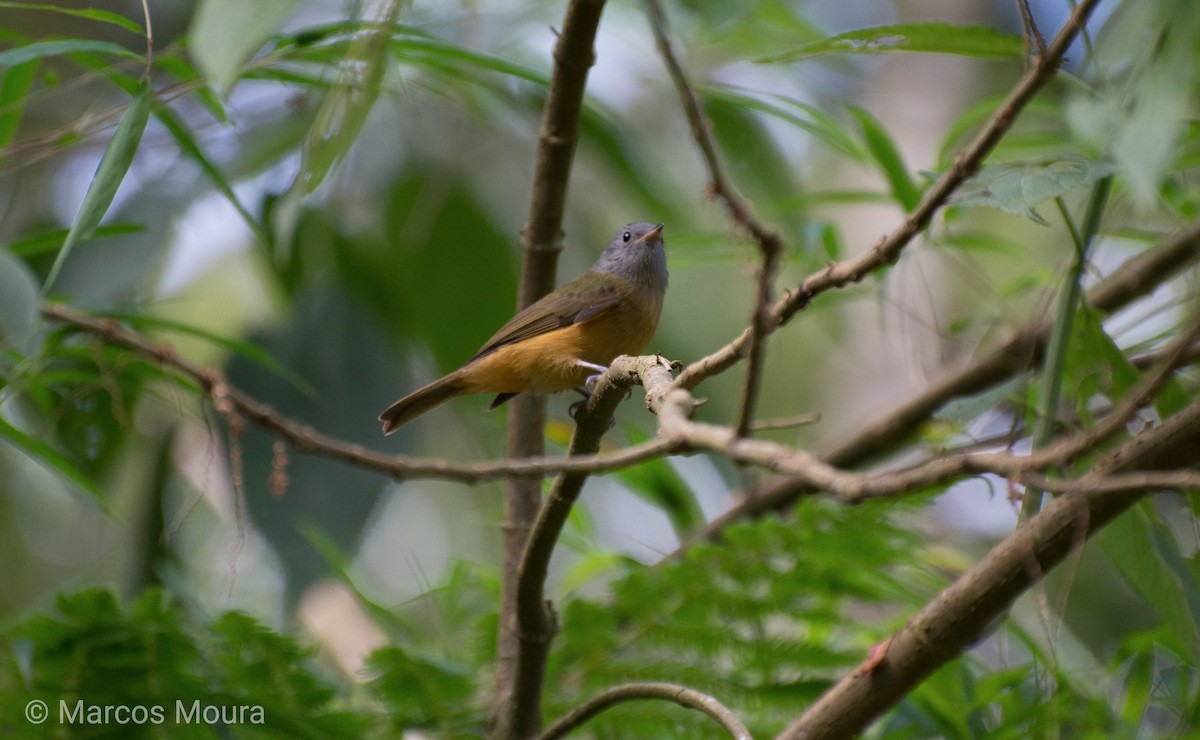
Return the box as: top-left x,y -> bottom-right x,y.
642,0 -> 784,437
674,0 -> 1104,392
775,397 -> 1200,740
1016,0 -> 1047,61
41,303 -> 1200,502
540,681 -> 752,740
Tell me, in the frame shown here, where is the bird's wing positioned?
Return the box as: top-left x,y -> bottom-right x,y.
469,282 -> 620,362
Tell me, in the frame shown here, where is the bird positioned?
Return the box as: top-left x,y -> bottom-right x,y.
379,222 -> 667,434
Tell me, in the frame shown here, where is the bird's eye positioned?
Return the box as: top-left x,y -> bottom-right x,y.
622,231 -> 632,242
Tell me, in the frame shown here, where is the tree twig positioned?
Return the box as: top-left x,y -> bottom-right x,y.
642,0 -> 783,437
674,0 -> 1104,392
41,303 -> 1200,500
540,681 -> 752,740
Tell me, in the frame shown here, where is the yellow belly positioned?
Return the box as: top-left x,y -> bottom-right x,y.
458,294 -> 661,395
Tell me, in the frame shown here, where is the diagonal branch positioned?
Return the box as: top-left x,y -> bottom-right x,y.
775,397 -> 1200,739
674,0 -> 1104,391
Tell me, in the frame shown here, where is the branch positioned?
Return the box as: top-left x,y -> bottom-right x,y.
540,681 -> 752,740
674,0 -> 1104,391
42,302 -> 1200,500
643,0 -> 783,436
775,397 -> 1200,740
499,1 -> 608,733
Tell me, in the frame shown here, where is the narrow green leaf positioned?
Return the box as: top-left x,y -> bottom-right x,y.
761,22 -> 1023,63
701,86 -> 867,161
0,39 -> 142,67
42,80 -> 152,293
189,0 -> 300,94
849,105 -> 921,210
154,56 -> 228,123
1100,504 -> 1200,663
951,154 -> 1115,225
391,37 -> 548,85
6,223 -> 143,258
0,3 -> 143,34
0,416 -> 99,498
0,59 -> 38,157
291,1 -> 399,196
102,311 -> 312,395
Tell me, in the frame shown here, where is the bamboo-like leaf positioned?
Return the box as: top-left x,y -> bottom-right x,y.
0,59 -> 38,159
0,2 -> 143,34
702,86 -> 867,161
850,105 -> 921,210
7,223 -> 143,257
290,1 -> 400,197
103,312 -> 313,395
0,416 -> 99,498
42,80 -> 152,293
0,39 -> 142,67
1100,504 -> 1200,663
761,22 -> 1023,63
154,56 -> 228,123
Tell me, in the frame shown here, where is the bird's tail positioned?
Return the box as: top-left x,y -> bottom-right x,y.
379,374 -> 466,435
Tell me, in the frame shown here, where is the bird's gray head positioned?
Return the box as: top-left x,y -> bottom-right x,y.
592,222 -> 668,294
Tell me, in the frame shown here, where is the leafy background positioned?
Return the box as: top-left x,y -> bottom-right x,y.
1,0 -> 1199,736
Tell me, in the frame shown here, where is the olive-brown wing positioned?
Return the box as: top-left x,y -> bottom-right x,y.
469,282 -> 620,363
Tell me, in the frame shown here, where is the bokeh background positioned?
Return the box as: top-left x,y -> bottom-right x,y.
2,0 -> 1197,732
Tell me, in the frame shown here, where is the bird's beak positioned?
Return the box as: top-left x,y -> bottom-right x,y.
637,223 -> 664,244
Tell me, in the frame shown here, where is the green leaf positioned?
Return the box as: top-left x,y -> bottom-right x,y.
0,416 -> 99,498
291,2 -> 399,197
849,105 -> 921,210
761,22 -> 1024,63
0,3 -> 143,34
0,38 -> 142,67
0,59 -> 38,158
154,56 -> 228,123
951,154 -> 1115,226
189,0 -> 300,94
1100,503 -> 1200,663
103,311 -> 313,395
933,373 -> 1029,427
702,86 -> 867,161
42,80 -> 152,293
6,223 -> 144,258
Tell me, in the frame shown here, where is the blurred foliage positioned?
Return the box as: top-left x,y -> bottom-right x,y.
0,0 -> 1199,736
